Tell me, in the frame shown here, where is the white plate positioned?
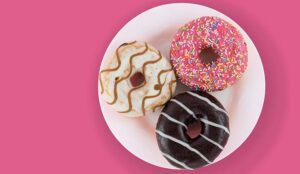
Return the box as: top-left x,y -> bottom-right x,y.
98,3 -> 265,169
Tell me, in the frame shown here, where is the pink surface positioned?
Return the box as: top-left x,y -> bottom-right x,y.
170,16 -> 248,91
0,0 -> 299,173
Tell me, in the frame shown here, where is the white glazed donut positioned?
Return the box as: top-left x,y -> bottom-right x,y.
99,41 -> 177,117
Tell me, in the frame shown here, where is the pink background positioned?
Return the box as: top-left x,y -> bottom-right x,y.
0,0 -> 299,173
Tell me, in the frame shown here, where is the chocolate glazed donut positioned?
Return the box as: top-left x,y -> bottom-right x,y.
156,91 -> 229,169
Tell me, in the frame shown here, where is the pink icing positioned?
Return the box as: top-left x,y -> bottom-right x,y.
170,16 -> 248,91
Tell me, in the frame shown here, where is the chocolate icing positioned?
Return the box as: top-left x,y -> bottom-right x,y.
156,91 -> 229,169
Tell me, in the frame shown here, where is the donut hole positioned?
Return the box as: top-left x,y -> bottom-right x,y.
130,71 -> 145,87
199,47 -> 220,64
186,120 -> 203,139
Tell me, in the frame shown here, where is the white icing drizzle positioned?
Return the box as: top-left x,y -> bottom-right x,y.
170,99 -> 197,119
161,112 -> 188,129
186,91 -> 228,115
199,134 -> 224,150
170,97 -> 229,134
161,152 -> 193,170
156,130 -> 212,164
161,112 -> 225,150
199,118 -> 230,134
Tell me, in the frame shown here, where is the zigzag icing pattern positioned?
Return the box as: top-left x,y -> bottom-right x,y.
99,41 -> 176,117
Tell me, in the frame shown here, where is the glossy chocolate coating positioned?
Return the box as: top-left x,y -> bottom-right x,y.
156,91 -> 229,169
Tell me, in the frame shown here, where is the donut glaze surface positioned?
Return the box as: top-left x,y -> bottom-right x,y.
170,16 -> 248,91
156,91 -> 229,169
99,41 -> 176,117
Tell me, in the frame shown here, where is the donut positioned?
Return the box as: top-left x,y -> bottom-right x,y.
170,16 -> 248,91
99,41 -> 177,117
156,91 -> 229,169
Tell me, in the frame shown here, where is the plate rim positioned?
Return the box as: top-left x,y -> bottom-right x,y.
98,2 -> 266,170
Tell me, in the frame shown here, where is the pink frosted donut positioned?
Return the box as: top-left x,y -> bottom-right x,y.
170,16 -> 248,91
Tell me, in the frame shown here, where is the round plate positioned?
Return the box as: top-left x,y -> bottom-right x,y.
98,3 -> 265,169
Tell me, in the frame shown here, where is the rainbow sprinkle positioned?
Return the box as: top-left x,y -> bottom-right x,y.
170,16 -> 248,91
